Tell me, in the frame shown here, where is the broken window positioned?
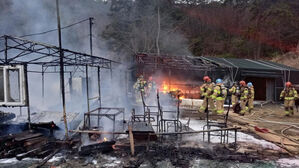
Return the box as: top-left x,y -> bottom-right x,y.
6,69 -> 21,102
0,65 -> 26,106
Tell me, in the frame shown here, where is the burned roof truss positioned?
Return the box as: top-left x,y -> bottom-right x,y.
136,53 -> 220,71
0,35 -> 116,70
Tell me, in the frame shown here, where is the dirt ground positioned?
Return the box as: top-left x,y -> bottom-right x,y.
181,102 -> 299,155
235,103 -> 299,134
227,103 -> 299,155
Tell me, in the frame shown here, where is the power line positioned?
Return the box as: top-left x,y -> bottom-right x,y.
19,18 -> 90,38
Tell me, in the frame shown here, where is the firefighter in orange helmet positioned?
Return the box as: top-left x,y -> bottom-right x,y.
199,76 -> 216,113
280,82 -> 298,116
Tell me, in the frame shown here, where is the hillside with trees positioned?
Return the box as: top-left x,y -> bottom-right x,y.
102,0 -> 299,64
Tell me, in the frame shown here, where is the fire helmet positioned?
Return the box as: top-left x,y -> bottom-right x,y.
203,76 -> 210,82
239,80 -> 246,86
286,82 -> 292,87
216,79 -> 222,84
247,82 -> 253,87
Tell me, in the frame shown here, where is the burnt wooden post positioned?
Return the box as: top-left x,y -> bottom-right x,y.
128,125 -> 135,156
56,0 -> 68,139
86,17 -> 94,113
24,64 -> 31,130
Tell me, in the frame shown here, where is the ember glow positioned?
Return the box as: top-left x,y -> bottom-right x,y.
157,79 -> 201,99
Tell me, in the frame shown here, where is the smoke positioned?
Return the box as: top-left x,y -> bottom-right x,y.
0,0 -> 194,138
0,0 -> 124,136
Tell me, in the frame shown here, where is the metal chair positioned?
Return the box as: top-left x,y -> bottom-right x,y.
203,98 -> 231,143
157,92 -> 182,133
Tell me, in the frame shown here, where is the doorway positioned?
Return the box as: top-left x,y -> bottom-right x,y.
244,77 -> 275,101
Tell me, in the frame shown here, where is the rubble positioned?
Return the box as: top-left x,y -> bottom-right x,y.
0,111 -> 16,123
79,140 -> 116,155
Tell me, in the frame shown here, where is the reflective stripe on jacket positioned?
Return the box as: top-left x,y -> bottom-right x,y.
280,87 -> 298,100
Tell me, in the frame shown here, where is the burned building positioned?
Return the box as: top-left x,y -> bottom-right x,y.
132,53 -> 299,101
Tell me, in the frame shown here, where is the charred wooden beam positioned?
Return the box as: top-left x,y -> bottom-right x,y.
29,121 -> 59,130
79,141 -> 116,155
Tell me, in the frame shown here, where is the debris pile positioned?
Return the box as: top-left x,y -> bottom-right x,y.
0,131 -> 58,160
0,111 -> 16,123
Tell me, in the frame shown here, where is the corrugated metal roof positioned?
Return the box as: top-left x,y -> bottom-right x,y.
202,56 -> 299,71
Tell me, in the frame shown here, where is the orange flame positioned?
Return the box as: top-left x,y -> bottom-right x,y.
157,79 -> 201,99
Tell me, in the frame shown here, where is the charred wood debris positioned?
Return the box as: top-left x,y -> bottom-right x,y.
0,125 -> 290,167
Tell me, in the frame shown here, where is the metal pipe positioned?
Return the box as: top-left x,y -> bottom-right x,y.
24,64 -> 31,130
113,115 -> 115,139
235,129 -> 237,144
151,127 -> 241,135
97,67 -> 101,107
56,0 -> 68,139
4,36 -> 8,64
42,68 -> 44,99
69,127 -> 241,136
85,65 -> 90,112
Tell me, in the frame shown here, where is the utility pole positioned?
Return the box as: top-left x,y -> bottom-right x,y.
56,0 -> 68,139
87,17 -> 101,107
86,17 -> 94,113
89,17 -> 94,56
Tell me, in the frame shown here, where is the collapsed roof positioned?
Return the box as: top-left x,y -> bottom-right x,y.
135,53 -> 299,80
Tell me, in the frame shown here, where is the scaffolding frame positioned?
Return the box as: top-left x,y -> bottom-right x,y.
0,35 -> 118,135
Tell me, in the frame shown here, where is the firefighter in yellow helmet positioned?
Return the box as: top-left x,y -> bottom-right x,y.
239,80 -> 248,115
212,79 -> 227,115
199,76 -> 216,113
247,82 -> 255,113
229,82 -> 239,108
280,82 -> 298,116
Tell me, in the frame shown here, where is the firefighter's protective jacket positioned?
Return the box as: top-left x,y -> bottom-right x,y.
280,87 -> 298,100
229,85 -> 236,94
200,82 -> 214,98
240,86 -> 248,100
133,78 -> 147,92
248,87 -> 254,99
212,84 -> 227,100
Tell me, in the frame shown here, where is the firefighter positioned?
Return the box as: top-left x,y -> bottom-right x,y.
247,82 -> 255,113
229,82 -> 239,108
280,82 -> 298,116
199,76 -> 216,113
147,76 -> 156,94
133,75 -> 147,102
239,80 -> 248,115
212,79 -> 227,115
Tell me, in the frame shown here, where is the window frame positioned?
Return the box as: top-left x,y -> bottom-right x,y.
0,65 -> 26,106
